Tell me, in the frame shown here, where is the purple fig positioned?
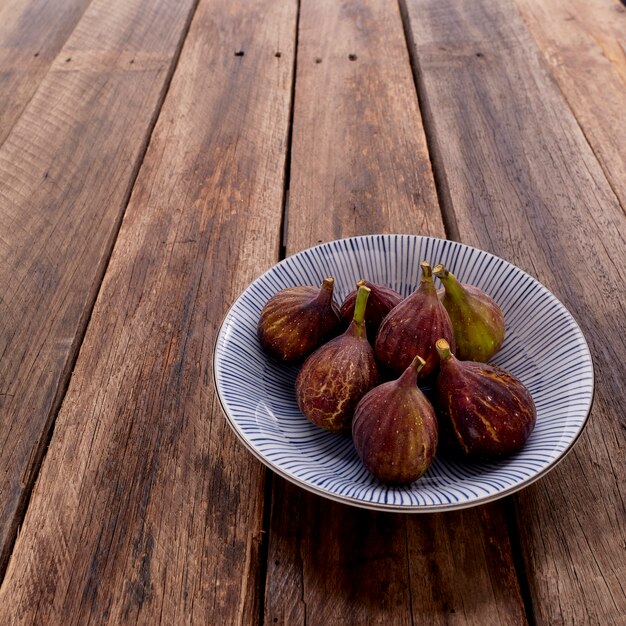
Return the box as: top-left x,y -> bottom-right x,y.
352,355 -> 438,485
258,277 -> 341,362
434,339 -> 536,459
340,280 -> 402,341
296,286 -> 379,433
433,264 -> 505,362
375,262 -> 455,380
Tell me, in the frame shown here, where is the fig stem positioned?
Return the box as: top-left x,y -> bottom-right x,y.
356,279 -> 366,288
420,261 -> 433,282
410,354 -> 426,375
315,277 -> 335,305
398,354 -> 425,387
353,285 -> 371,325
433,265 -> 464,298
433,264 -> 448,279
435,338 -> 453,361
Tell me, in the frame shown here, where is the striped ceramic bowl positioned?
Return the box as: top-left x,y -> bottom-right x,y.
213,235 -> 593,511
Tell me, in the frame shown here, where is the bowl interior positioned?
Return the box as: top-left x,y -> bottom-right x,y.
214,235 -> 593,511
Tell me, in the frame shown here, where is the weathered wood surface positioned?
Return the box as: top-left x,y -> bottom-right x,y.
0,0 -> 199,574
1,0 -> 624,623
514,0 -> 626,210
402,0 -> 626,623
0,0 -> 93,145
265,1 -> 527,624
0,0 -> 296,623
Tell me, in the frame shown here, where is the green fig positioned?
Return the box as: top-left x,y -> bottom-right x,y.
434,339 -> 536,459
340,280 -> 402,341
375,262 -> 455,380
433,264 -> 505,362
296,286 -> 379,432
352,355 -> 438,485
258,277 -> 341,362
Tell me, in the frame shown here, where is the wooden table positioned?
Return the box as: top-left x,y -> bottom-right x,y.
1,0 -> 624,623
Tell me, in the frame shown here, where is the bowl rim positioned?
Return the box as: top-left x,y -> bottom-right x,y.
212,234 -> 595,512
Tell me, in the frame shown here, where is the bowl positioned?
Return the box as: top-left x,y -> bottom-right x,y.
213,235 -> 593,511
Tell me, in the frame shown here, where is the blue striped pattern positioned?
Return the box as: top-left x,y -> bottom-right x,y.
213,235 -> 593,511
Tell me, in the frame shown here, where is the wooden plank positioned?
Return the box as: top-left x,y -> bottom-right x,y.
0,0 -> 296,623
0,0 -> 93,145
286,1 -> 444,242
265,1 -> 527,624
0,0 -> 198,574
401,0 -> 626,623
513,0 -> 626,210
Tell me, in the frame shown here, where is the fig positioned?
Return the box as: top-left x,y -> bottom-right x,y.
352,355 -> 438,485
433,264 -> 505,362
296,286 -> 379,432
258,277 -> 341,362
340,280 -> 402,341
375,261 -> 455,380
434,339 -> 536,459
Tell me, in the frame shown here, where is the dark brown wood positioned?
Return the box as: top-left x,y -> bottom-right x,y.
402,0 -> 626,623
0,0 -> 198,577
0,0 -> 296,622
265,1 -> 527,624
514,0 -> 626,210
0,0 -> 93,145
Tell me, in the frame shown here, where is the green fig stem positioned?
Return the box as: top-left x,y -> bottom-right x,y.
435,338 -> 453,361
353,285 -> 371,325
432,264 -> 447,279
420,261 -> 433,282
433,264 -> 464,299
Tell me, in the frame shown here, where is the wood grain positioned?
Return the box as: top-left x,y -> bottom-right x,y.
513,0 -> 626,210
286,0 -> 444,243
0,0 -> 198,576
265,1 -> 527,624
402,0 -> 626,623
0,0 -> 93,145
0,0 -> 296,623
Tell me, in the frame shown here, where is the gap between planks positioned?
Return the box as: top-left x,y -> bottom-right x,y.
397,0 -> 461,243
398,0 -> 536,622
258,3 -> 301,624
0,0 -> 202,584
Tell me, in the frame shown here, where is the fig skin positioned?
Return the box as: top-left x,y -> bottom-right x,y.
340,280 -> 402,341
258,277 -> 341,362
352,355 -> 438,485
433,264 -> 505,362
375,262 -> 455,380
434,339 -> 536,459
296,286 -> 379,433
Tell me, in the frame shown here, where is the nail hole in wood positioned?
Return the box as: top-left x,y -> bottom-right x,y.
274,560 -> 280,565
234,50 -> 244,57
275,51 -> 281,58
348,53 -> 357,61
315,57 -> 322,64
65,57 -> 71,62
130,59 -> 134,64
43,171 -> 49,179
34,52 -> 39,58
475,52 -> 483,58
